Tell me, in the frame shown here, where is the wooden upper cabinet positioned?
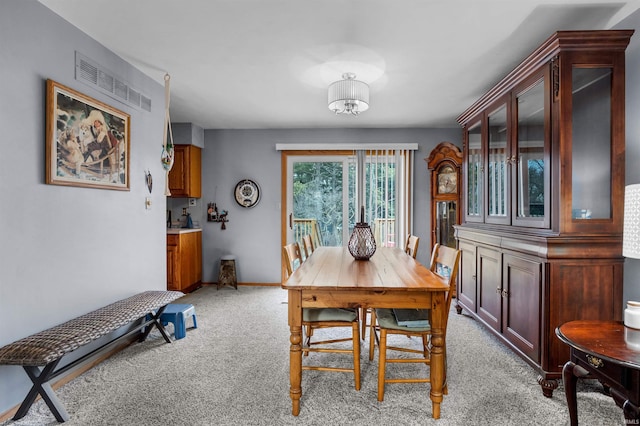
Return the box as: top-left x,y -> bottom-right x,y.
168,145 -> 201,198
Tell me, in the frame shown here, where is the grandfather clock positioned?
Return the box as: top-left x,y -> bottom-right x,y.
426,142 -> 462,252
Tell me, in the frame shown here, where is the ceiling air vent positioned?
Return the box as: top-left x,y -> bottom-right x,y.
75,51 -> 152,112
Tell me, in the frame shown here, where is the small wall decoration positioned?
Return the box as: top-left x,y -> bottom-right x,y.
207,202 -> 229,229
46,79 -> 130,190
145,170 -> 153,193
234,179 -> 261,208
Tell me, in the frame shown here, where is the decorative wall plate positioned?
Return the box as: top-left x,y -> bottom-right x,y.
234,179 -> 261,208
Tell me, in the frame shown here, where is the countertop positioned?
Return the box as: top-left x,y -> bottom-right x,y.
167,228 -> 202,234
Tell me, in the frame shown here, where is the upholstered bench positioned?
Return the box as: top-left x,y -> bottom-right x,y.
0,290 -> 184,423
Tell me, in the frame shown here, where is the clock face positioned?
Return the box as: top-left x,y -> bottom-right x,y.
234,179 -> 261,208
437,166 -> 457,194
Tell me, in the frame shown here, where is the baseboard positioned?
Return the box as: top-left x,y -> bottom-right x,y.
200,282 -> 281,287
0,336 -> 138,422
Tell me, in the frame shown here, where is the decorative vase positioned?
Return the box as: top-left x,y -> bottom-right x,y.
348,206 -> 376,260
625,301 -> 640,329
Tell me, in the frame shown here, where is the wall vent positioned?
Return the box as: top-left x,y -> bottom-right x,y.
75,52 -> 152,112
128,87 -> 141,107
140,95 -> 152,112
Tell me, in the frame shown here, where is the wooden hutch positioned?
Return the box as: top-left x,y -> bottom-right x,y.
454,30 -> 633,396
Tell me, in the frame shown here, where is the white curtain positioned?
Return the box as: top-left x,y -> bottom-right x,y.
353,149 -> 414,249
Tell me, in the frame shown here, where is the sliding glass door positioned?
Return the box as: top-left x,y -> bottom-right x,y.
283,149 -> 413,254
286,156 -> 353,248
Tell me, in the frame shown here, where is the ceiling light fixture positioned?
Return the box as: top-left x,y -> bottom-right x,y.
328,72 -> 369,116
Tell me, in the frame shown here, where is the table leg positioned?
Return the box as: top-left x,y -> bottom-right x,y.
609,388 -> 640,425
288,290 -> 302,416
429,293 -> 445,419
562,360 -> 588,426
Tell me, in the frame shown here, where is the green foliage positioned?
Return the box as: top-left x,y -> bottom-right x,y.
293,162 -> 344,246
293,157 -> 399,246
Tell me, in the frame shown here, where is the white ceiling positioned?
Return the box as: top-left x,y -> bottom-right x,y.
39,0 -> 640,130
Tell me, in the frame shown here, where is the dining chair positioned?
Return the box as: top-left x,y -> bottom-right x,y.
302,234 -> 315,259
360,234 -> 421,340
282,242 -> 361,390
368,243 -> 460,401
405,234 -> 420,259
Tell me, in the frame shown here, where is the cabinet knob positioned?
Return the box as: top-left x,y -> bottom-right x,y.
496,287 -> 502,294
502,289 -> 509,298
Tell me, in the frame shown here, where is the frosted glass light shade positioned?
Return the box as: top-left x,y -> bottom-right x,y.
328,73 -> 369,115
624,184 -> 640,259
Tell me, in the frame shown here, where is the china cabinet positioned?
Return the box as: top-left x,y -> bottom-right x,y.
455,30 -> 632,396
168,145 -> 201,198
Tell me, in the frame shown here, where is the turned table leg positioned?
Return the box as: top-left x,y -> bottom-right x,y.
288,290 -> 302,416
562,360 -> 589,426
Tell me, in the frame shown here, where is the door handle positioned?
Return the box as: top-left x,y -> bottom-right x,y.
289,213 -> 293,230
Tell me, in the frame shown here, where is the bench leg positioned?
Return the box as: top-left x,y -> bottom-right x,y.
14,360 -> 69,423
141,305 -> 172,343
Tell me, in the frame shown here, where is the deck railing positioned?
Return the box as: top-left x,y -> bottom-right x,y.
373,218 -> 396,248
293,218 -> 396,249
293,219 -> 322,251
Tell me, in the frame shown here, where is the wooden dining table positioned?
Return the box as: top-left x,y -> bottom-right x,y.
282,246 -> 450,418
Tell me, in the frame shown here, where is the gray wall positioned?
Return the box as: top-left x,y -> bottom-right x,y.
201,129 -> 461,283
3,0 -> 640,417
0,1 -> 166,412
617,11 -> 640,304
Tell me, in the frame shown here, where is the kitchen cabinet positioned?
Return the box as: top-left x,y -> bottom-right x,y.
167,230 -> 202,292
168,145 -> 201,198
455,30 -> 632,396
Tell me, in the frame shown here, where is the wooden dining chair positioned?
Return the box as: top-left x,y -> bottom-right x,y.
405,234 -> 420,259
361,234 -> 421,340
368,243 -> 460,401
302,234 -> 315,259
282,242 -> 361,390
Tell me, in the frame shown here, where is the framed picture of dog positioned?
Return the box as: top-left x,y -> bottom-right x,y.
46,79 -> 130,190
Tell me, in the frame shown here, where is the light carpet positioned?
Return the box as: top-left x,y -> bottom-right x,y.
1,286 -> 624,425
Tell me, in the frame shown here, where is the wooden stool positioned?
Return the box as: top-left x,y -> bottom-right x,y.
217,255 -> 237,290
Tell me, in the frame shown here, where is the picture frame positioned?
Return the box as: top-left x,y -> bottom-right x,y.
46,79 -> 130,190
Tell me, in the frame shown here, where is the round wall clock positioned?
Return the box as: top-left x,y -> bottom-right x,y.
234,179 -> 261,208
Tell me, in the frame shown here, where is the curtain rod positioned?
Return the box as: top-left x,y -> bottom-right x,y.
275,143 -> 419,151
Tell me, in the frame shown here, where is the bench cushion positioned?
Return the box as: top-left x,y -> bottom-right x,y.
0,290 -> 183,366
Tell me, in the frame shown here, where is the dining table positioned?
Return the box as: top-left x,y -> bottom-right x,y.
281,246 -> 450,418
